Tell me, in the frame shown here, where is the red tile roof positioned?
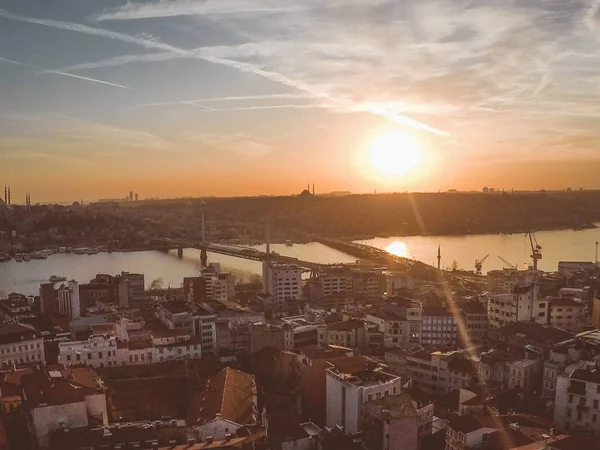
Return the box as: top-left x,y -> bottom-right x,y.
187,368 -> 256,427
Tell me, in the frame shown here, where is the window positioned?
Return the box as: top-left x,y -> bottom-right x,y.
594,415 -> 598,424
66,355 -> 71,361
567,408 -> 572,418
595,400 -> 599,409
569,395 -> 573,403
577,411 -> 582,421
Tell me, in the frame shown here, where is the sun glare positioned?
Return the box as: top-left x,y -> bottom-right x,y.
369,132 -> 423,176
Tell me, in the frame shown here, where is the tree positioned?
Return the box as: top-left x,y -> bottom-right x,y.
451,260 -> 458,272
149,278 -> 164,290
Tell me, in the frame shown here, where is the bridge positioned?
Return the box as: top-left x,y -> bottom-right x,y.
149,238 -> 328,270
316,238 -> 437,273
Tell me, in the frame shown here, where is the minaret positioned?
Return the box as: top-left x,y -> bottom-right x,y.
312,183 -> 315,195
3,185 -> 6,205
437,245 -> 441,270
7,186 -> 10,206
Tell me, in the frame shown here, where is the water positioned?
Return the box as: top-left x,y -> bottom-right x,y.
3,227 -> 600,296
0,243 -> 356,296
359,225 -> 600,273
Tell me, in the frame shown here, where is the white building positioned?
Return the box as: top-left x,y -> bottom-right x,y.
57,280 -> 81,319
543,330 -> 600,400
23,369 -> 107,448
0,323 -> 45,367
488,278 -> 548,328
554,365 -> 600,434
558,261 -> 596,276
326,356 -> 402,435
262,262 -> 302,313
57,330 -> 201,368
202,264 -> 235,302
192,305 -> 217,356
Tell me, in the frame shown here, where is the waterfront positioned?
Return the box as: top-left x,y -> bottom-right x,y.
360,225 -> 600,273
3,226 -> 600,296
0,243 -> 356,296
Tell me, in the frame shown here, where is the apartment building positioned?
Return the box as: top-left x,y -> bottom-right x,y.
421,305 -> 457,348
57,280 -> 81,319
361,394 -> 419,450
554,365 -> 600,434
549,297 -> 586,334
406,349 -> 477,395
460,301 -> 489,347
262,262 -> 303,314
326,356 -> 402,435
543,330 -> 600,401
57,330 -> 201,368
479,347 -> 543,391
318,320 -> 367,349
0,323 -> 45,367
488,280 -> 548,328
353,271 -> 383,302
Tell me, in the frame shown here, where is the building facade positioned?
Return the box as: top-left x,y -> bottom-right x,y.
0,323 -> 45,367
326,356 -> 402,435
57,281 -> 81,319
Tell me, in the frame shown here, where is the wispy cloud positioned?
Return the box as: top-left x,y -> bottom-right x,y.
0,56 -> 135,90
0,8 -> 445,136
92,0 -> 303,21
181,131 -> 274,158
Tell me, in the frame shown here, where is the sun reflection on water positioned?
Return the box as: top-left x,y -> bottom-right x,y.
386,241 -> 410,258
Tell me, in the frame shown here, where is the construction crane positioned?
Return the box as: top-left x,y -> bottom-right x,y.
497,255 -> 518,270
475,254 -> 489,275
525,231 -> 542,271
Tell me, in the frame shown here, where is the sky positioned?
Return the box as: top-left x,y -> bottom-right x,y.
2,0 -> 600,202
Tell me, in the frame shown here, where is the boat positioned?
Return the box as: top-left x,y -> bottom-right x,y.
15,254 -> 23,262
73,247 -> 88,255
23,254 -> 31,261
87,248 -> 100,255
58,247 -> 66,253
49,275 -> 67,283
0,254 -> 10,262
285,240 -> 293,247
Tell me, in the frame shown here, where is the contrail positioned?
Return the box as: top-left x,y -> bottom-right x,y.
0,8 -> 447,136
0,56 -> 135,90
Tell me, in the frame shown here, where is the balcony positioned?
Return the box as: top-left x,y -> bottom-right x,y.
577,404 -> 590,412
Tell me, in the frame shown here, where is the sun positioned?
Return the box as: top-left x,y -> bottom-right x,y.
369,131 -> 423,176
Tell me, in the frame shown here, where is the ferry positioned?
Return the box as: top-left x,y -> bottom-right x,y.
58,247 -> 66,253
285,240 -> 293,247
23,254 -> 31,261
31,251 -> 47,260
87,248 -> 100,255
49,275 -> 67,283
73,247 -> 88,255
0,254 -> 10,262
15,254 -> 23,262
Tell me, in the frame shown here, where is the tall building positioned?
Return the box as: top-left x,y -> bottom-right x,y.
39,282 -> 57,316
421,305 -> 458,348
554,364 -> 600,434
118,272 -> 144,307
326,356 -> 402,434
488,272 -> 548,328
361,394 -> 419,450
57,280 -> 81,319
262,262 -> 302,314
129,190 -> 133,202
134,193 -> 139,201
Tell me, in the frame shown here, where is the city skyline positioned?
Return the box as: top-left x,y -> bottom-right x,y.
3,0 -> 600,201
